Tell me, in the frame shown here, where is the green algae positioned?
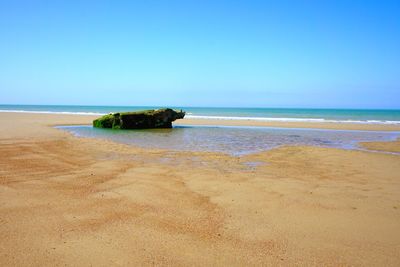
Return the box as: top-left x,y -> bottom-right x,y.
93,108 -> 185,129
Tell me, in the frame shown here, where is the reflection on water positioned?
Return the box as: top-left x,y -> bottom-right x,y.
58,125 -> 399,156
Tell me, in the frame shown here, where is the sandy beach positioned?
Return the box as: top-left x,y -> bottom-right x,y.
1,112 -> 400,266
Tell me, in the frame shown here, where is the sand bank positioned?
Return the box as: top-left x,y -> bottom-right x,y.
178,118 -> 400,131
1,112 -> 400,266
361,138 -> 400,153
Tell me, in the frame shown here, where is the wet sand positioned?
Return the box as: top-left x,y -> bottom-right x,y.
1,112 -> 400,266
361,138 -> 400,153
178,118 -> 400,131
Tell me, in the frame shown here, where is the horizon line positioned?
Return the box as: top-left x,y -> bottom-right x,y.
1,103 -> 400,111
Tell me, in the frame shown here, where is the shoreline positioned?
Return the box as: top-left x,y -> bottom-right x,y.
1,112 -> 400,266
3,111 -> 400,131
3,112 -> 399,156
1,110 -> 400,131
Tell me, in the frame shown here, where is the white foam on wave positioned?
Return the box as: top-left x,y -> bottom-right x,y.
0,109 -> 104,116
1,109 -> 399,125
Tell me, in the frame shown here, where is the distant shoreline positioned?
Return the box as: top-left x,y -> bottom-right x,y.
1,109 -> 400,127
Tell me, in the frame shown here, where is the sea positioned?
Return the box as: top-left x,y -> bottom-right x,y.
2,104 -> 399,155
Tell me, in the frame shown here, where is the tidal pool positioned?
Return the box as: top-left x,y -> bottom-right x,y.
58,125 -> 399,156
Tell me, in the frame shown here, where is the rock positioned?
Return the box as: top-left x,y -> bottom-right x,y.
93,108 -> 185,129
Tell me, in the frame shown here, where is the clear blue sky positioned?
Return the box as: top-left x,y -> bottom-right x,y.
0,0 -> 399,108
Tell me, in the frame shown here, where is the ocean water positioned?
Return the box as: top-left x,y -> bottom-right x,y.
59,125 -> 399,156
1,104 -> 400,124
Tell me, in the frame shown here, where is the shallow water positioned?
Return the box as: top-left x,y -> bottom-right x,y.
58,125 -> 399,156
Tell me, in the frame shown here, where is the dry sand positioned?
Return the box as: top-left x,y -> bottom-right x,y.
1,112 -> 400,266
